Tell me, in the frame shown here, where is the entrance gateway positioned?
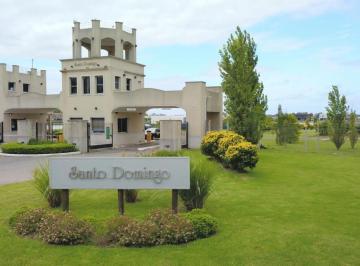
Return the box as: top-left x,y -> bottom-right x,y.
0,20 -> 223,151
50,157 -> 190,214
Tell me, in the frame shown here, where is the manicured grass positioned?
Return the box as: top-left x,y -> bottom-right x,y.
1,132 -> 360,265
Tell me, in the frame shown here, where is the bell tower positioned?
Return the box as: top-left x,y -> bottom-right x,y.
72,20 -> 137,62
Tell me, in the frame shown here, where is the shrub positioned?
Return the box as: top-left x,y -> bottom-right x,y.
275,112 -> 300,145
180,160 -> 213,211
102,216 -> 158,247
33,163 -> 62,208
223,142 -> 258,171
1,142 -> 77,154
183,209 -> 218,238
215,131 -> 245,160
102,210 -> 195,247
201,130 -> 259,173
201,130 -> 227,157
10,208 -> 48,236
147,209 -> 196,245
349,111 -> 358,149
28,139 -> 53,145
38,212 -> 93,245
318,120 -> 328,136
125,190 -> 138,203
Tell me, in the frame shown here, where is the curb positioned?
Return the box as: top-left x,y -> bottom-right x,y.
0,151 -> 81,157
137,145 -> 160,151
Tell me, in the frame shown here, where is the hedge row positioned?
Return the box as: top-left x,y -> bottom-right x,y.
10,208 -> 217,247
201,130 -> 258,171
1,142 -> 77,154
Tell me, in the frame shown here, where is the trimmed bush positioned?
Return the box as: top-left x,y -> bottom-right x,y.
102,209 -> 195,247
102,216 -> 158,247
33,163 -> 62,208
183,209 -> 218,238
223,142 -> 258,171
1,142 -> 77,154
147,209 -> 196,245
125,190 -> 138,203
28,139 -> 54,145
10,208 -> 48,236
180,160 -> 213,211
38,212 -> 93,245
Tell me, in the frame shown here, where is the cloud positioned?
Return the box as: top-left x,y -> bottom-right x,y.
0,0 -> 345,59
0,0 -> 349,103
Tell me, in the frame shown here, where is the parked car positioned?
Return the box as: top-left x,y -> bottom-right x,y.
145,128 -> 160,139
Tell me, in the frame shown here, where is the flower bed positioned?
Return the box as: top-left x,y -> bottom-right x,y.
1,142 -> 77,154
9,208 -> 217,247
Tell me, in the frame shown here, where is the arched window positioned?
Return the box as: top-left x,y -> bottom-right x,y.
123,42 -> 133,60
80,37 -> 91,58
101,38 -> 115,56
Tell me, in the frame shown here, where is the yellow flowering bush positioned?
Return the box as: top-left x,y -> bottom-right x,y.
223,142 -> 258,171
215,131 -> 245,159
200,130 -> 229,157
201,130 -> 258,171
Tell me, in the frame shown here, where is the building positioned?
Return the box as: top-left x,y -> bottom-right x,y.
148,114 -> 186,125
0,20 -> 223,150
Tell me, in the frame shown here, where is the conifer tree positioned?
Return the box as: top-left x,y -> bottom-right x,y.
326,86 -> 348,150
219,27 -> 267,144
349,111 -> 358,149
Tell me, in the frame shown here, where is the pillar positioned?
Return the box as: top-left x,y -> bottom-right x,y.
160,120 -> 182,151
91,19 -> 101,57
181,82 -> 207,148
63,120 -> 88,153
73,21 -> 81,59
115,22 -> 124,59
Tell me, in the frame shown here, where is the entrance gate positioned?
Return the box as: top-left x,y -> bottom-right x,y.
0,122 -> 3,143
181,122 -> 188,148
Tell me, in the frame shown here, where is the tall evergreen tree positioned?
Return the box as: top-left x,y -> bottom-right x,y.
349,111 -> 358,149
219,27 -> 267,144
326,86 -> 348,150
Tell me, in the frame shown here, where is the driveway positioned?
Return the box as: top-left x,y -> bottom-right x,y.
0,145 -> 159,185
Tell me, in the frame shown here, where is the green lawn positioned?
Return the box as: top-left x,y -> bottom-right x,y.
1,132 -> 360,265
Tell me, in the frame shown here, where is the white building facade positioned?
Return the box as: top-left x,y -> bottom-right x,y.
0,20 -> 223,150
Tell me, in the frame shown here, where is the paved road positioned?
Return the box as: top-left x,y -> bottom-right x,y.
0,145 -> 159,185
0,156 -> 49,184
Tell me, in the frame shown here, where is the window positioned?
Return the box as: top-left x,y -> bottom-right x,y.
83,76 -> 90,94
126,78 -> 131,91
70,117 -> 83,121
96,76 -> 103,94
8,82 -> 15,91
118,118 -> 128,132
70,77 -> 77,94
91,118 -> 105,133
115,76 -> 120,90
23,83 -> 29,93
11,119 -> 17,131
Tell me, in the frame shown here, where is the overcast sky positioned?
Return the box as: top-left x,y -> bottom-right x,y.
0,0 -> 359,114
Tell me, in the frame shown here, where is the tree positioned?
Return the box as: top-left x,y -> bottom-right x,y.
326,86 -> 348,150
219,27 -> 267,144
275,105 -> 300,145
349,111 -> 358,149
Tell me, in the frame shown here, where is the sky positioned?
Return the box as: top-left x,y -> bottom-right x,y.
0,0 -> 359,114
